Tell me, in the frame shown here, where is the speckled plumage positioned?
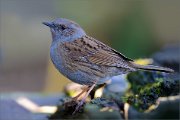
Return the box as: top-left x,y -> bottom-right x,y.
43,18 -> 173,114
50,35 -> 136,85
43,18 -> 173,86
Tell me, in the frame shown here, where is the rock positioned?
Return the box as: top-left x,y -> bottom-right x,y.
84,98 -> 123,119
49,97 -> 123,120
126,70 -> 179,111
128,96 -> 180,119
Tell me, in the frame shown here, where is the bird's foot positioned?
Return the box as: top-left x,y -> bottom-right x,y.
72,100 -> 85,115
72,83 -> 96,115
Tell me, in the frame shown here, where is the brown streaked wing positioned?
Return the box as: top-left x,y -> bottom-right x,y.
63,35 -> 133,69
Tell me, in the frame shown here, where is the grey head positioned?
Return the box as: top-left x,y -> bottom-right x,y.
43,18 -> 86,42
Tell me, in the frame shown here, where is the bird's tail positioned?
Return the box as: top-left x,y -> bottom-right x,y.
130,62 -> 174,73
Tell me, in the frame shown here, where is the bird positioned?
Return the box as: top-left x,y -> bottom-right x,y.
43,18 -> 174,114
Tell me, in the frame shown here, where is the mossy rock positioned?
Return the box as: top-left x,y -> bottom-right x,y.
49,97 -> 122,119
126,71 -> 179,111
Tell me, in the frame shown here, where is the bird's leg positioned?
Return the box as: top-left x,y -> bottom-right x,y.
72,82 -> 96,115
72,86 -> 89,101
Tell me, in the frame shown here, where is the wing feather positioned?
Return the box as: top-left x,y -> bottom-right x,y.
63,36 -> 133,69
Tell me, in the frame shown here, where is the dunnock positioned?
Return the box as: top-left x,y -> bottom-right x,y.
43,18 -> 173,114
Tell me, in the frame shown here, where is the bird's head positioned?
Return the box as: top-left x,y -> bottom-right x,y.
43,18 -> 86,42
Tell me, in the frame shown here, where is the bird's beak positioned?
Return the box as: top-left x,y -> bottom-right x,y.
42,22 -> 53,28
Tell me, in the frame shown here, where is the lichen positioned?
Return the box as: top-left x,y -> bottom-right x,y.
125,71 -> 179,111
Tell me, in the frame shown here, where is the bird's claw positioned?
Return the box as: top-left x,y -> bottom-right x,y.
72,100 -> 84,115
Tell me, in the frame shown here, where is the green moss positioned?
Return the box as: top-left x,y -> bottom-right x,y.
125,71 -> 179,111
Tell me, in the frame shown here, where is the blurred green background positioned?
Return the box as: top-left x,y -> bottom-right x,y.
0,0 -> 179,93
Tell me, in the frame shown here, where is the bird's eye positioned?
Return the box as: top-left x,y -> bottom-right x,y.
61,25 -> 67,30
58,24 -> 67,31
